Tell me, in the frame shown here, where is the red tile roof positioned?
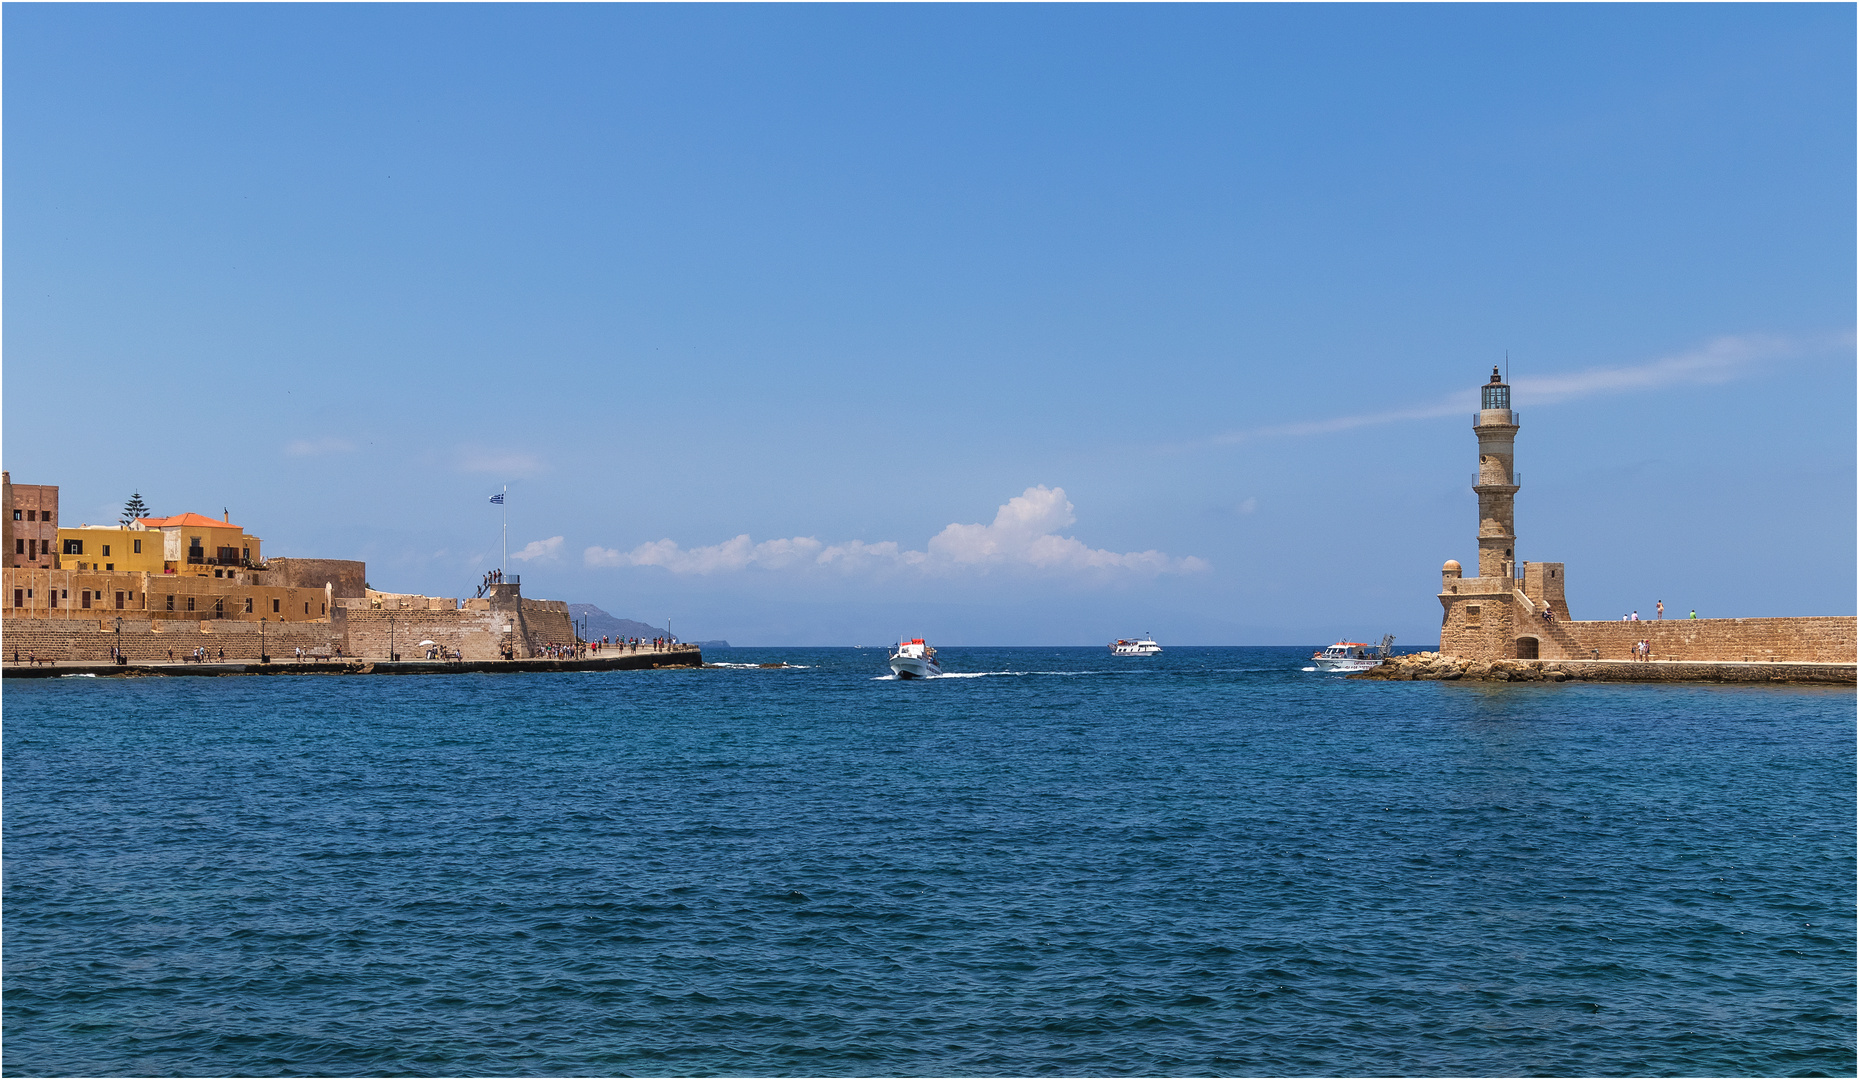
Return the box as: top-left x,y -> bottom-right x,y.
136,513 -> 243,531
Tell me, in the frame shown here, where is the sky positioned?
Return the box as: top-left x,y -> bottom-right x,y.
5,4 -> 1853,645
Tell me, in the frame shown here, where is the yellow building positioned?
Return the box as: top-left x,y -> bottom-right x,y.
135,513 -> 263,578
54,525 -> 167,574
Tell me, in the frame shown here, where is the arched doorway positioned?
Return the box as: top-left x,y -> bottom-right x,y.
1515,636 -> 1540,659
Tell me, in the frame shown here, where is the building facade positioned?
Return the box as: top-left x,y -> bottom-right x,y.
3,472 -> 60,570
54,525 -> 167,575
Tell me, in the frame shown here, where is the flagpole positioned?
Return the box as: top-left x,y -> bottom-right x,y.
501,484 -> 507,575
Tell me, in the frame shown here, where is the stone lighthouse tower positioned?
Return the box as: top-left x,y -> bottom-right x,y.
1474,367 -> 1519,579
1439,365 -> 1566,660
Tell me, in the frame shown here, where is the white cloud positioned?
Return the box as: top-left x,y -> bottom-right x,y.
1213,333 -> 1812,445
285,437 -> 356,457
511,536 -> 564,562
1237,497 -> 1259,514
584,485 -> 1206,578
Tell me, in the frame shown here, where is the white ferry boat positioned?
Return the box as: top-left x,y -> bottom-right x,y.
888,638 -> 942,679
1110,636 -> 1162,657
1311,635 -> 1395,672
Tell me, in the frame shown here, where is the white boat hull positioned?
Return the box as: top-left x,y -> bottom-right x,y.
890,656 -> 942,679
1312,657 -> 1379,672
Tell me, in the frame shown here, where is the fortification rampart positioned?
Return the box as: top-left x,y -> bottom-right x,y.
261,558 -> 366,598
1518,615 -> 1856,664
341,607 -> 512,660
1,617 -> 344,663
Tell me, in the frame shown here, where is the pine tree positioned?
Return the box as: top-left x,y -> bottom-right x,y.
121,492 -> 150,527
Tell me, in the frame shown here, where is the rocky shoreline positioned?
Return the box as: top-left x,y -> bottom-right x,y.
1350,652 -> 1856,685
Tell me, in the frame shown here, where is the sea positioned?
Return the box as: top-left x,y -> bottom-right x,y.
4,646 -> 1853,1077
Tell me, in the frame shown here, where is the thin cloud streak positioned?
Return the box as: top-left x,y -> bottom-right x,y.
1213,333 -> 1820,446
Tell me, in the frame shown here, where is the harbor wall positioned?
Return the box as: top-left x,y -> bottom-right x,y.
1,617 -> 345,663
341,607 -> 513,660
1513,615 -> 1854,664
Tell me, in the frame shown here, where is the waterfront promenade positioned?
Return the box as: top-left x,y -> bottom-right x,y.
1,642 -> 703,678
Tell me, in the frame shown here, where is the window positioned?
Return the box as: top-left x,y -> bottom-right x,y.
11,590 -> 20,607
185,596 -> 195,611
102,545 -> 111,557
133,539 -> 142,554
304,602 -> 310,615
115,592 -> 124,609
13,540 -> 21,555
49,590 -> 57,608
165,595 -> 174,611
42,512 -> 51,524
82,590 -> 92,608
106,564 -> 114,572
244,597 -> 253,613
26,510 -> 35,521
321,603 -> 326,615
272,598 -> 279,613
63,539 -> 83,555
214,598 -> 224,616
1465,604 -> 1482,627
10,510 -> 17,520
28,539 -> 37,559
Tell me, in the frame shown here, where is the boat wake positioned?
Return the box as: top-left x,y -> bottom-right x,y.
872,670 -> 1110,681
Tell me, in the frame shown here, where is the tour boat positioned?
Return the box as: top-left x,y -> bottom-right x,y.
1110,636 -> 1162,657
888,638 -> 942,679
1311,635 -> 1395,672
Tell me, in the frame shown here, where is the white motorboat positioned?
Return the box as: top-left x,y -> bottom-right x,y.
1311,635 -> 1395,672
1110,636 -> 1162,656
888,638 -> 942,679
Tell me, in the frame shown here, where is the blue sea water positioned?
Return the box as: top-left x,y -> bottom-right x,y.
4,646 -> 1853,1077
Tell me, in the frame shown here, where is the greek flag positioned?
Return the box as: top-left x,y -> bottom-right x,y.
489,493 -> 504,504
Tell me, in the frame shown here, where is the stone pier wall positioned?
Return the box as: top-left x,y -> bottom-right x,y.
341,607 -> 513,660
1,617 -> 344,663
1517,615 -> 1855,664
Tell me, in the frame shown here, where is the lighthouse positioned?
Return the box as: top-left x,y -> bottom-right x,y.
1440,366 -> 1565,660
1474,367 -> 1519,580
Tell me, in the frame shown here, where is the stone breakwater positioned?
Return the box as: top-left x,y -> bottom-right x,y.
1350,652 -> 1856,685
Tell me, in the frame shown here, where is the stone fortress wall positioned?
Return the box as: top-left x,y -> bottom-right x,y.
1,618 -> 345,663
336,584 -> 577,660
4,575 -> 581,663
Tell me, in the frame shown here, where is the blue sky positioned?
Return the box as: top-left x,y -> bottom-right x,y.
6,5 -> 1853,645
